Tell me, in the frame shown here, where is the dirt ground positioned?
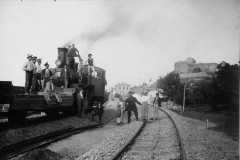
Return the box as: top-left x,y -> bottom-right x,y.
181,111 -> 239,140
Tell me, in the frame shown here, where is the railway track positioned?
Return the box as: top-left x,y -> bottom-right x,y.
0,124 -> 103,160
111,108 -> 186,160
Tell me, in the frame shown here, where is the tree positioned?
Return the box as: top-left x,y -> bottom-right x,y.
193,67 -> 201,73
156,72 -> 181,101
210,62 -> 239,112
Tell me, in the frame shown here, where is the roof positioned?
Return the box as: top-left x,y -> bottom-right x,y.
115,82 -> 131,86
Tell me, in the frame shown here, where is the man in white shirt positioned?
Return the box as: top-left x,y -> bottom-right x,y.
36,58 -> 43,91
31,56 -> 38,94
22,54 -> 34,94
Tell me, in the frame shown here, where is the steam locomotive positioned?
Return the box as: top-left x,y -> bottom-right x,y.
0,47 -> 107,125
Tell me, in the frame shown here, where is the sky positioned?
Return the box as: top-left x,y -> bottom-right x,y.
0,0 -> 239,89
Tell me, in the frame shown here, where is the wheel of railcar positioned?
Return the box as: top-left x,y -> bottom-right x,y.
8,111 -> 27,126
45,110 -> 59,119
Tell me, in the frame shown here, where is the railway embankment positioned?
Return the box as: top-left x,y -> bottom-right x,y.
162,108 -> 239,160
0,108 -> 116,150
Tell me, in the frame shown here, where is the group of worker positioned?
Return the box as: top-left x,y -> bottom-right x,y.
22,44 -> 97,95
22,54 -> 52,95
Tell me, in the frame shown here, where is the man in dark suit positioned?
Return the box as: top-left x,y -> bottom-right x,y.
60,64 -> 70,88
125,91 -> 141,124
42,62 -> 52,90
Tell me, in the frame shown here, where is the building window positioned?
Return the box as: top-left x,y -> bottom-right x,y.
123,87 -> 125,90
119,86 -> 121,89
126,87 -> 128,90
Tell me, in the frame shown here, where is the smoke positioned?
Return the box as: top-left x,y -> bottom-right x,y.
62,0 -> 162,60
62,1 -> 138,53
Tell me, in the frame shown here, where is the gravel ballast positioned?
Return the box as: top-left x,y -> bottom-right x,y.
0,108 -> 116,149
161,107 -> 239,160
76,121 -> 143,160
122,110 -> 181,160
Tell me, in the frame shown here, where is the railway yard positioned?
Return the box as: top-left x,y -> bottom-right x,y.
0,105 -> 238,160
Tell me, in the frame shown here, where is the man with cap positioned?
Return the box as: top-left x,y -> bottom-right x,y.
60,64 -> 70,88
66,44 -> 75,69
43,76 -> 62,103
36,58 -> 43,91
42,62 -> 52,90
71,44 -> 83,76
31,56 -> 38,94
125,91 -> 141,124
87,53 -> 96,78
22,54 -> 35,94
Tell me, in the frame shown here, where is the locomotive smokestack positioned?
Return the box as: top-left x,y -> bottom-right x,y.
57,47 -> 68,68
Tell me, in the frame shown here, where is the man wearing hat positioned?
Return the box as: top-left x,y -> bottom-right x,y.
43,76 -> 62,103
31,56 -> 38,94
60,64 -> 70,88
87,53 -> 96,78
42,62 -> 52,90
22,54 -> 35,94
66,44 -> 74,69
36,58 -> 43,91
125,91 -> 141,124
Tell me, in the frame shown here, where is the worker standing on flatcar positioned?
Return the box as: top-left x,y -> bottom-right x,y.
36,58 -> 43,91
42,62 -> 52,90
22,54 -> 34,95
31,56 -> 38,94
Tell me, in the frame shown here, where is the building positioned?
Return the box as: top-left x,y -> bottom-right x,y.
174,57 -> 217,74
115,82 -> 131,96
174,57 -> 218,83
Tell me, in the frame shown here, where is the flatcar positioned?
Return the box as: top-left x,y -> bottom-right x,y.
0,47 -> 107,124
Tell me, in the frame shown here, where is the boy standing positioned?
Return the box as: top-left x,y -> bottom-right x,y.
116,104 -> 122,125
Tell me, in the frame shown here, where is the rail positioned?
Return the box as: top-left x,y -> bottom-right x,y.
0,124 -> 102,160
159,107 -> 187,160
110,108 -> 186,160
110,121 -> 146,160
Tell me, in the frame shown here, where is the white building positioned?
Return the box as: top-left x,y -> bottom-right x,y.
115,82 -> 131,96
